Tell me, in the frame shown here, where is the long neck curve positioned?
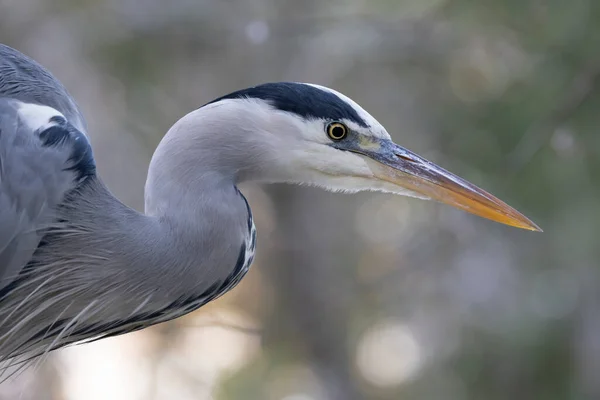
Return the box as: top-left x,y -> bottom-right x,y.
142,103 -> 260,288
4,103 -> 263,356
68,104 -> 261,320
145,100 -> 291,218
143,104 -> 257,272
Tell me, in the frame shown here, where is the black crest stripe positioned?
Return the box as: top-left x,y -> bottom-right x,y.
205,82 -> 369,128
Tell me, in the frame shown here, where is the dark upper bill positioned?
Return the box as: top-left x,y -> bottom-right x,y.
355,139 -> 542,231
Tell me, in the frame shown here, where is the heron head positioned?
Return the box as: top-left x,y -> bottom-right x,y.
198,82 -> 540,231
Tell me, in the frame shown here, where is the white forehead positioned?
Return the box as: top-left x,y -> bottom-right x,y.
304,83 -> 390,139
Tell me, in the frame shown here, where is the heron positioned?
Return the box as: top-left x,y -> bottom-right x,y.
0,43 -> 540,371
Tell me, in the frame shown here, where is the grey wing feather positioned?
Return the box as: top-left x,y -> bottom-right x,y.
0,44 -> 95,294
0,101 -> 79,293
0,44 -> 86,133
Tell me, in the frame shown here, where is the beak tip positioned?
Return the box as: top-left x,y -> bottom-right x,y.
529,222 -> 543,233
514,215 -> 543,232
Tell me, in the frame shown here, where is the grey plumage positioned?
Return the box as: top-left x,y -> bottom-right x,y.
0,43 -> 90,296
0,42 -> 539,375
0,44 -> 86,133
0,44 -> 253,368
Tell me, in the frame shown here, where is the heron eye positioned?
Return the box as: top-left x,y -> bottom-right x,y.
326,122 -> 348,141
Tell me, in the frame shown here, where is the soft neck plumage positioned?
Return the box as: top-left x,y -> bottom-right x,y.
18,109 -> 257,347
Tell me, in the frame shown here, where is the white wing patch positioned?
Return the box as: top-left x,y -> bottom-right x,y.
17,102 -> 65,133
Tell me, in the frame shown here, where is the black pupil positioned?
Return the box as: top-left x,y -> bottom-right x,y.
331,126 -> 345,138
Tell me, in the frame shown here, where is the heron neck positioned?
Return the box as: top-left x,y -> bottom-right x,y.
48,176 -> 250,316
145,104 -> 285,196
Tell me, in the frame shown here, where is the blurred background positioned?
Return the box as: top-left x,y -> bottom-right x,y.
1,0 -> 598,399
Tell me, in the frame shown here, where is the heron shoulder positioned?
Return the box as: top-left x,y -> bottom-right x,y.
0,99 -> 94,306
0,44 -> 87,133
14,101 -> 96,182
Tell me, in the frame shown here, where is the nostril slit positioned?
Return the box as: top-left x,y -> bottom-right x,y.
394,152 -> 417,163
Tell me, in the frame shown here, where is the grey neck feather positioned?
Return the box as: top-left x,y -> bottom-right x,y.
32,103 -> 260,330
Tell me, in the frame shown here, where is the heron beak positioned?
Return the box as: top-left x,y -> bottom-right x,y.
359,139 -> 541,231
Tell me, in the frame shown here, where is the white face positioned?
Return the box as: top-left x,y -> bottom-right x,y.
243,85 -> 425,198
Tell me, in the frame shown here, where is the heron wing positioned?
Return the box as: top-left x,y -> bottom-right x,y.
0,100 -> 87,294
0,44 -> 94,295
0,44 -> 87,133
